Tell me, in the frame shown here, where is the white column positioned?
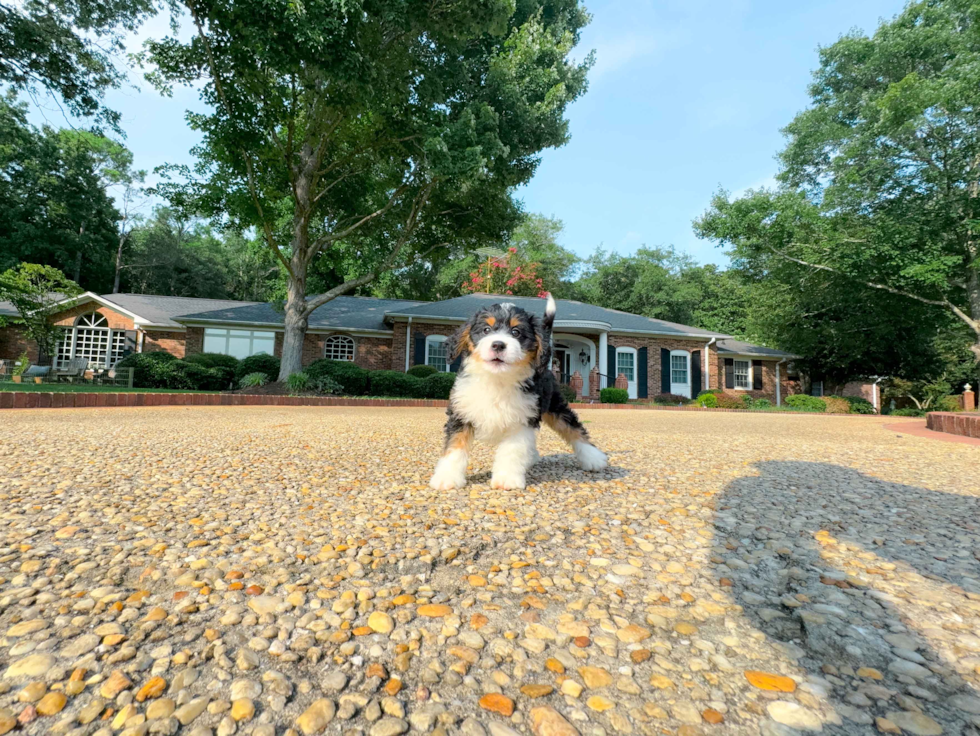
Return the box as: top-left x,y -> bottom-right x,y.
598,332 -> 608,387
404,317 -> 412,372
776,360 -> 782,406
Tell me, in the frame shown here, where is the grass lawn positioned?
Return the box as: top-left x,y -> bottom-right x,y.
0,382 -> 215,393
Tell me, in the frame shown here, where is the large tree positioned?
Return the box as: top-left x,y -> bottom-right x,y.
144,0 -> 591,379
0,0 -> 157,128
699,0 -> 980,373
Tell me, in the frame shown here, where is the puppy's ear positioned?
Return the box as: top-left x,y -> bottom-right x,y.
532,315 -> 552,370
446,317 -> 476,360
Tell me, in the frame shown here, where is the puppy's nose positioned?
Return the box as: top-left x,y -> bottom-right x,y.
491,341 -> 506,352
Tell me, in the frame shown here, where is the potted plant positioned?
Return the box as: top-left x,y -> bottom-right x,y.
12,353 -> 29,383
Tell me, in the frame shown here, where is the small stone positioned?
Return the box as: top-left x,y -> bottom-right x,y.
370,718 -> 409,736
857,667 -> 883,680
18,682 -> 46,702
416,604 -> 452,618
520,685 -> 554,698
702,709 -> 723,724
767,701 -> 823,732
530,706 -> 580,736
578,667 -> 612,689
296,699 -> 335,734
671,702 -> 702,725
174,698 -> 209,726
884,712 -> 943,735
586,696 -> 614,712
101,670 -> 133,698
36,692 -> 67,716
673,622 -> 698,635
147,699 -> 176,719
137,677 -> 167,702
3,654 -> 56,680
876,717 -> 901,734
368,612 -> 394,634
478,694 -> 515,717
616,625 -> 650,643
247,597 -> 280,616
744,670 -> 797,693
949,694 -> 980,715
0,711 -> 13,736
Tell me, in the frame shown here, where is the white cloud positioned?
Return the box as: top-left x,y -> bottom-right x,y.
731,175 -> 778,199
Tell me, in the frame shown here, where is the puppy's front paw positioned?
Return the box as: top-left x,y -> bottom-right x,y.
574,442 -> 608,471
490,469 -> 526,490
430,455 -> 467,490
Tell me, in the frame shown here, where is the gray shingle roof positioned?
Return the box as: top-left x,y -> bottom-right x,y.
716,339 -> 796,359
102,294 -> 265,328
177,296 -> 428,333
385,294 -> 730,338
0,300 -> 17,318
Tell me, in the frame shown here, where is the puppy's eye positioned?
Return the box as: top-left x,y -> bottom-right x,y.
511,328 -> 520,337
482,327 -> 491,334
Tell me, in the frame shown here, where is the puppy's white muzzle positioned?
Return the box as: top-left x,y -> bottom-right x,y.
475,334 -> 525,373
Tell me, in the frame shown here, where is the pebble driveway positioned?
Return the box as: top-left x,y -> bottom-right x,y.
0,407 -> 978,736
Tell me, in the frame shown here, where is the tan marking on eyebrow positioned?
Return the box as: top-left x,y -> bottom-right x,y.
485,316 -> 495,327
509,316 -> 520,327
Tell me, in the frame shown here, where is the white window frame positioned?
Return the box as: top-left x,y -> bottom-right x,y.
425,335 -> 450,372
733,359 -> 752,390
203,328 -> 276,359
670,351 -> 689,385
55,313 -> 126,369
615,347 -> 636,382
323,334 -> 355,362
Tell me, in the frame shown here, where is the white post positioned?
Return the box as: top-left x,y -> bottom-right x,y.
404,317 -> 412,372
598,332 -> 608,388
776,359 -> 784,406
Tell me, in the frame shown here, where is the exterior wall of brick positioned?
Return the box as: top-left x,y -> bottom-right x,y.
2,303 -> 137,364
142,330 -> 188,358
392,321 -> 458,371
713,355 -> 795,404
0,325 -> 37,363
52,303 -> 135,330
607,335 -> 713,398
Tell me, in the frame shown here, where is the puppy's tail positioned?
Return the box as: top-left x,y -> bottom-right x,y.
539,293 -> 556,370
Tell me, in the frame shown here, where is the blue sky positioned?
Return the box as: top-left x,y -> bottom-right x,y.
28,0 -> 909,266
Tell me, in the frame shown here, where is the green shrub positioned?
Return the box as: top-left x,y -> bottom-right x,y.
822,396 -> 852,414
934,395 -> 962,412
600,387 -> 629,404
841,395 -> 876,414
558,384 -> 578,404
369,370 -> 423,398
694,392 -> 717,408
311,376 -> 344,395
184,352 -> 240,370
716,393 -> 749,409
891,407 -> 925,417
13,352 -> 30,376
117,352 -> 179,388
235,353 -> 280,383
752,398 -> 772,410
306,359 -> 369,396
653,393 -> 692,405
407,364 -> 438,378
287,371 -> 310,393
697,388 -> 724,396
240,372 -> 269,388
422,372 -> 456,399
785,394 -> 827,412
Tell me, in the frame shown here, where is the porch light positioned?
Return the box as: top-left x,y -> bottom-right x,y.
579,349 -> 590,366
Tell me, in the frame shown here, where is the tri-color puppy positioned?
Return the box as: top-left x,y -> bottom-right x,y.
430,295 -> 608,491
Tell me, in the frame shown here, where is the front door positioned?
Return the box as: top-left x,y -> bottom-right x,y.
616,348 -> 637,399
670,350 -> 691,398
554,348 -> 570,382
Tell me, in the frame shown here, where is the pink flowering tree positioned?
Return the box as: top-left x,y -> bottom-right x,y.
462,247 -> 549,297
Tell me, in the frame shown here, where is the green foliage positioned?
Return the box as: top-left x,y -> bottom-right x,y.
0,0 -> 157,127
184,353 -> 239,370
235,354 -> 281,384
306,359 -> 369,396
0,262 -> 81,362
311,375 -> 344,396
369,371 -> 423,399
752,398 -> 772,410
558,384 -> 578,404
841,395 -> 876,414
784,394 -> 827,412
715,393 -> 749,409
600,387 -> 629,404
407,364 -> 438,379
422,373 -> 456,400
694,392 -> 717,408
13,352 -> 30,376
822,396 -> 852,414
934,395 -> 963,412
117,351 -> 229,390
890,407 -> 926,417
697,388 -> 724,396
239,372 -> 269,389
287,371 -> 309,394
653,393 -> 692,405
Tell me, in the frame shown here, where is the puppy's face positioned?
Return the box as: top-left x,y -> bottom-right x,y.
452,303 -> 542,375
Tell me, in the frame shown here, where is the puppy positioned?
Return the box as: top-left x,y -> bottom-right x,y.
430,295 -> 608,491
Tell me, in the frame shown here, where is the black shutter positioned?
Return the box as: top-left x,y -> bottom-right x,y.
725,358 -> 735,389
450,355 -> 461,373
660,348 -> 670,394
691,350 -> 702,396
124,330 -> 137,353
607,345 -> 616,388
413,333 -> 426,368
753,359 -> 763,390
637,347 -> 648,398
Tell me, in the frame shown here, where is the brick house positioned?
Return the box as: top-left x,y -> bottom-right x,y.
0,291 -> 799,403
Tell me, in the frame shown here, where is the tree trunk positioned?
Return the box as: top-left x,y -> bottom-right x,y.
113,232 -> 126,293
73,250 -> 82,284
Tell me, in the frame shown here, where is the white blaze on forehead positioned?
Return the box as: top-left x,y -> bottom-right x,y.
474,331 -> 525,365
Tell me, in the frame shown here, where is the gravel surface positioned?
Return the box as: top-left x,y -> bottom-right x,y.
1,407 -> 979,736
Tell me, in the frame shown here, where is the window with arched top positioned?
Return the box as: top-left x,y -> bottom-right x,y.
324,334 -> 355,362
56,311 -> 127,368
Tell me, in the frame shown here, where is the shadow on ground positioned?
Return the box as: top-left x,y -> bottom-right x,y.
714,460 -> 980,734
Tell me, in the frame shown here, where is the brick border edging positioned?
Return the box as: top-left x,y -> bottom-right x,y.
0,391 -> 889,416
925,411 -> 980,439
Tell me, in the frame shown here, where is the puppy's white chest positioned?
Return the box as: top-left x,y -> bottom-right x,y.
452,373 -> 537,442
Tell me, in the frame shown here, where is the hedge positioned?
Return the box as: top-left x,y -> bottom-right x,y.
116,352 -> 233,390
600,387 -> 629,404
184,352 -> 239,370
235,354 -> 280,384
784,394 -> 827,412
306,359 -> 370,395
407,364 -> 438,379
368,370 -> 423,398
840,395 -> 875,414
